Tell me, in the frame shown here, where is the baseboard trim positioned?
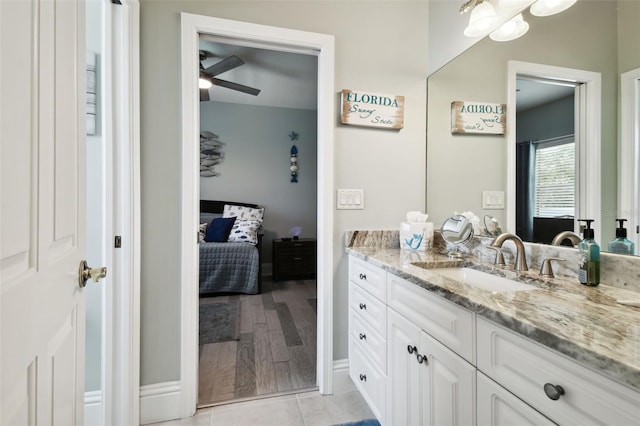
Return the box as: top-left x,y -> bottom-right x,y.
84,390 -> 103,426
139,381 -> 182,425
333,358 -> 349,372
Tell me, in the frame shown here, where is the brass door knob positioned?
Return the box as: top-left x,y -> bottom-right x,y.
79,260 -> 107,288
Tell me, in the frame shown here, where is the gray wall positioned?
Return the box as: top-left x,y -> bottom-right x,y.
140,1 -> 428,386
200,102 -> 318,264
517,95 -> 574,142
85,0 -> 103,393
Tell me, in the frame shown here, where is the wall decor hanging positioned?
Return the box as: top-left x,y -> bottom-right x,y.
340,89 -> 405,129
289,131 -> 299,183
200,131 -> 225,177
451,101 -> 506,135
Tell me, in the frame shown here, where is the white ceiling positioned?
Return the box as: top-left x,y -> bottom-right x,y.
516,78 -> 575,112
199,38 -> 318,110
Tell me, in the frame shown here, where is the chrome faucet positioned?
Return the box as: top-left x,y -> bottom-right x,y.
551,231 -> 582,247
491,233 -> 528,272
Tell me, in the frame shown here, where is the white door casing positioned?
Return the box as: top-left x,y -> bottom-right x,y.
1,0 -> 87,424
180,14 -> 335,417
506,61 -> 601,241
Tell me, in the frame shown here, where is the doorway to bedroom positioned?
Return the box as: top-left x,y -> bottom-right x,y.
196,38 -> 319,407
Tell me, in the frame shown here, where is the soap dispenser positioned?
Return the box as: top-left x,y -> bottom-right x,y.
608,218 -> 635,255
577,219 -> 600,286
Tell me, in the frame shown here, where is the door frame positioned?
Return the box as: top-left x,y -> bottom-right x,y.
179,14 -> 335,417
100,1 -> 141,425
619,67 -> 640,251
506,60 -> 601,241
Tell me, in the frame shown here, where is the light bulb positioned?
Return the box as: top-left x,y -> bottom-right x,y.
464,1 -> 499,37
490,13 -> 529,42
199,78 -> 212,89
530,0 -> 577,17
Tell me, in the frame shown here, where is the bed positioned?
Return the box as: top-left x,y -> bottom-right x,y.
199,200 -> 263,295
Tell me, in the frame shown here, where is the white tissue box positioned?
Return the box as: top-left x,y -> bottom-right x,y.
400,222 -> 433,251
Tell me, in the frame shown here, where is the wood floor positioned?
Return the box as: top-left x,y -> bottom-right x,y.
198,277 -> 317,407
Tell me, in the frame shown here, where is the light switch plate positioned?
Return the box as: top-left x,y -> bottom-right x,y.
483,191 -> 505,209
337,189 -> 364,210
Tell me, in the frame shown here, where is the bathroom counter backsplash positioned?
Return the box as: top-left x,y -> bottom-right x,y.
345,229 -> 640,293
345,230 -> 640,391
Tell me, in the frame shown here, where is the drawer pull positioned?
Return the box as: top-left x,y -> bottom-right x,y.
416,353 -> 428,365
294,257 -> 303,260
359,273 -> 367,280
359,303 -> 367,310
359,333 -> 366,340
543,383 -> 565,400
359,374 -> 367,382
407,345 -> 417,355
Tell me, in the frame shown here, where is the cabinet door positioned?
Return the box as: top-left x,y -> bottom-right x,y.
419,331 -> 476,426
477,372 -> 556,426
387,309 -> 422,426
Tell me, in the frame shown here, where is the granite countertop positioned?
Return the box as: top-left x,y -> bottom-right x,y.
346,246 -> 640,392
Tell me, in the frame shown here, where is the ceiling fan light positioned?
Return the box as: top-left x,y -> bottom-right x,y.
199,77 -> 212,89
464,1 -> 499,37
490,13 -> 529,42
530,0 -> 577,17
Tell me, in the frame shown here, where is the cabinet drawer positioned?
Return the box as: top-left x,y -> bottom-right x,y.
349,282 -> 386,337
477,372 -> 556,426
387,273 -> 475,363
349,308 -> 386,372
349,256 -> 386,302
477,318 -> 640,425
349,340 -> 386,423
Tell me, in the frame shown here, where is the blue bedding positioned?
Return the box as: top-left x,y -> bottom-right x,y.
199,241 -> 259,295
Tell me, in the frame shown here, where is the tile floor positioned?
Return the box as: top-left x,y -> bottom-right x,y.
149,370 -> 374,426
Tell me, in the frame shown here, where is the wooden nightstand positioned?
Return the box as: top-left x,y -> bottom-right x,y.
272,238 -> 317,281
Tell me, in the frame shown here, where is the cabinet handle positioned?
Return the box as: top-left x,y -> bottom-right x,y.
543,383 -> 565,400
359,333 -> 366,340
359,374 -> 367,382
359,273 -> 367,280
294,257 -> 302,260
407,345 -> 417,355
359,303 -> 367,310
416,354 -> 428,365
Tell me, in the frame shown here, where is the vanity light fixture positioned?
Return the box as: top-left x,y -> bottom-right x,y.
490,13 -> 529,42
463,0 -> 499,37
530,0 -> 577,16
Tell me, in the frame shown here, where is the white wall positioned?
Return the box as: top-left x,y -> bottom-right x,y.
200,101 -> 318,263
139,0 -> 428,386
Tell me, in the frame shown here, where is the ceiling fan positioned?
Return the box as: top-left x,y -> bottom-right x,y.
199,51 -> 261,101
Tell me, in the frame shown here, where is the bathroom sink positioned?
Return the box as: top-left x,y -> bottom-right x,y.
414,266 -> 538,292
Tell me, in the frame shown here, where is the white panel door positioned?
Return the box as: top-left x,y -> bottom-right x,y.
1,0 -> 87,425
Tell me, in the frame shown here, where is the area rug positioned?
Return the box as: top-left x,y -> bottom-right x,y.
199,301 -> 240,344
333,420 -> 380,426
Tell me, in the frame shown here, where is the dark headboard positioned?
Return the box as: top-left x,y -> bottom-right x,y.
200,200 -> 260,214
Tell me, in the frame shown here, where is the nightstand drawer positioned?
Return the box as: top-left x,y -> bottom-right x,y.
272,238 -> 316,281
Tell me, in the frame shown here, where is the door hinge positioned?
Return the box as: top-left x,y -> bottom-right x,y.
115,235 -> 122,248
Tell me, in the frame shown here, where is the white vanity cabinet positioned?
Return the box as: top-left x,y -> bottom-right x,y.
477,318 -> 640,425
387,308 -> 476,426
348,256 -> 388,422
386,274 -> 476,426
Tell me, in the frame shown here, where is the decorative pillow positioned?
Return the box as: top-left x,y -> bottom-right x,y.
198,223 -> 208,243
227,219 -> 262,245
204,217 -> 236,242
200,212 -> 222,225
223,204 -> 264,222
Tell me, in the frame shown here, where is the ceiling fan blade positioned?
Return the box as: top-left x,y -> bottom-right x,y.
212,78 -> 261,96
200,88 -> 210,102
202,55 -> 244,76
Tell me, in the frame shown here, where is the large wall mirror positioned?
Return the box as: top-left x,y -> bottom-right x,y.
426,0 -> 640,255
